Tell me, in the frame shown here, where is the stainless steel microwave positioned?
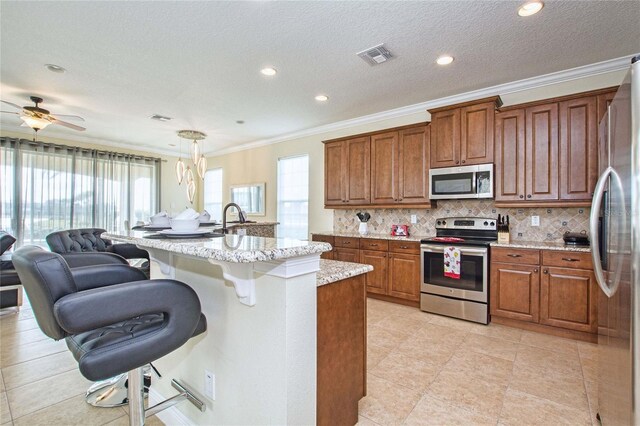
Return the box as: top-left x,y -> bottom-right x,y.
428,164 -> 493,200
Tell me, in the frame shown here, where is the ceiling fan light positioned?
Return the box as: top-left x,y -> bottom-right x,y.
20,115 -> 51,131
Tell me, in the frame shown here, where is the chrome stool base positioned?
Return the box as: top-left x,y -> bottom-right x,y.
86,366 -> 151,407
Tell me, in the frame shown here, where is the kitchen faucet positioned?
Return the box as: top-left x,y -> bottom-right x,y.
222,203 -> 246,233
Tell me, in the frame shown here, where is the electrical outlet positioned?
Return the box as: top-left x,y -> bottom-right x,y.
531,216 -> 540,227
410,214 -> 417,224
204,370 -> 215,400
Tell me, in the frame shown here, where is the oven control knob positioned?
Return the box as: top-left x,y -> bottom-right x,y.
442,220 -> 447,226
483,221 -> 488,226
490,221 -> 495,226
437,220 -> 441,226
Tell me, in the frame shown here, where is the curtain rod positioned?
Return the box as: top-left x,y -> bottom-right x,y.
0,137 -> 168,163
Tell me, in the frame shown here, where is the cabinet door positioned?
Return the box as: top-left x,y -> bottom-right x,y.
525,103 -> 559,201
345,137 -> 371,205
360,250 -> 388,295
495,109 -> 526,202
490,262 -> 540,322
398,126 -> 430,204
430,108 -> 460,168
370,132 -> 398,204
559,96 -> 598,200
334,247 -> 360,263
312,235 -> 334,260
324,141 -> 345,206
388,253 -> 420,301
460,102 -> 494,165
540,267 -> 597,333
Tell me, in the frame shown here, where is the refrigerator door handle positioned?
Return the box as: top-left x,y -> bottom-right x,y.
590,166 -> 626,298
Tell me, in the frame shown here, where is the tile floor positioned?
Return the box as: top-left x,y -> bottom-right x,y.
0,293 -> 598,426
359,298 -> 599,426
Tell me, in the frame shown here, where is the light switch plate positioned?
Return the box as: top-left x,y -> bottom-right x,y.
204,370 -> 215,400
411,215 -> 417,224
531,216 -> 540,227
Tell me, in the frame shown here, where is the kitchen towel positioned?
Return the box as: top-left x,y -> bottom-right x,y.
444,246 -> 461,279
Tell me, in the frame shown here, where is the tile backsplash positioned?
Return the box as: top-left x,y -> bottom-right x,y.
333,200 -> 590,242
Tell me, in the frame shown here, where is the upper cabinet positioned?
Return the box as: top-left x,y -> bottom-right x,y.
324,124 -> 431,208
494,88 -> 616,207
429,97 -> 502,168
324,136 -> 370,206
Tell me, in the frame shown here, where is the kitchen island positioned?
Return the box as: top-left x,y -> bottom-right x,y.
104,231 -> 370,425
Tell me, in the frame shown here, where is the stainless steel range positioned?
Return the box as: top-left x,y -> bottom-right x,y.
420,217 -> 498,324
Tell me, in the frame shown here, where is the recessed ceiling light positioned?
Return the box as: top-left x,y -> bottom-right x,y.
45,64 -> 66,73
260,67 -> 277,76
518,1 -> 544,16
236,120 -> 245,124
436,55 -> 454,65
168,143 -> 176,147
315,95 -> 329,102
150,114 -> 172,122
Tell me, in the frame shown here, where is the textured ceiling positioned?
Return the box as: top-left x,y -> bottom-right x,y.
1,1 -> 638,155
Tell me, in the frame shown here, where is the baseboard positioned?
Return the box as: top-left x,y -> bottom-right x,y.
148,387 -> 194,426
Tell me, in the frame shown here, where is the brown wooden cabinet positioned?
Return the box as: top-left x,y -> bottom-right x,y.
490,247 -> 598,341
559,96 -> 598,200
388,252 -> 420,301
312,235 -> 334,260
334,247 -> 360,263
540,266 -> 597,333
324,124 -> 430,208
360,250 -> 388,295
429,97 -> 501,168
323,137 -> 370,206
495,88 -> 618,207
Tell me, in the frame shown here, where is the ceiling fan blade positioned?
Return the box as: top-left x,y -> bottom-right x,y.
0,111 -> 19,115
49,117 -> 86,131
50,113 -> 85,122
1,100 -> 24,111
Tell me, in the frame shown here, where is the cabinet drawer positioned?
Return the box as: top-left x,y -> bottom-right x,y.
542,251 -> 593,270
334,237 -> 359,248
359,238 -> 389,251
312,235 -> 334,245
491,247 -> 540,265
388,240 -> 421,255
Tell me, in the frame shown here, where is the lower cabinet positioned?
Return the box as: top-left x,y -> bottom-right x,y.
490,247 -> 597,337
490,262 -> 540,323
311,234 -> 420,305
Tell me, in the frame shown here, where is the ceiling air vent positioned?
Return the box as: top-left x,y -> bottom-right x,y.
357,44 -> 393,66
150,114 -> 172,122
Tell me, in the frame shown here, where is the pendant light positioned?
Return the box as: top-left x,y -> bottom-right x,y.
177,130 -> 207,203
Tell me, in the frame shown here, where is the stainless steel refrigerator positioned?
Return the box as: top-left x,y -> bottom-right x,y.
590,54 -> 639,425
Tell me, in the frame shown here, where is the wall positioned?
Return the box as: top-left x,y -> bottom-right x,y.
205,68 -> 625,239
333,202 -> 590,242
0,130 -> 197,215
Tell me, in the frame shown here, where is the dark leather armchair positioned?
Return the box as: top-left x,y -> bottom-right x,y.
13,246 -> 207,426
46,228 -> 150,273
0,231 -> 22,309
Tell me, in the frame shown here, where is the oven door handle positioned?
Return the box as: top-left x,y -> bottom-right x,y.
421,244 -> 487,255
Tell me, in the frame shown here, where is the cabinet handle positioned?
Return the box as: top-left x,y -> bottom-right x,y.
455,161 -> 460,165
343,242 -> 351,245
561,257 -> 579,262
507,254 -> 522,258
461,160 -> 466,164
400,246 -> 409,249
369,244 -> 378,247
519,195 -> 524,199
533,268 -> 539,273
527,194 -> 532,199
543,269 -> 548,274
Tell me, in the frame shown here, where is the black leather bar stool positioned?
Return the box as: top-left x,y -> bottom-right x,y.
13,246 -> 207,426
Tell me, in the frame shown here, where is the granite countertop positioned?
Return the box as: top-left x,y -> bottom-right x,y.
490,241 -> 592,253
316,259 -> 373,287
105,231 -> 330,263
227,221 -> 278,227
312,231 -> 430,243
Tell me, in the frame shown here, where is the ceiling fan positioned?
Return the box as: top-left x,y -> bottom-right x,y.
1,96 -> 86,132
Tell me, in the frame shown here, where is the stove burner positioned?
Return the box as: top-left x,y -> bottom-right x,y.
431,237 -> 465,242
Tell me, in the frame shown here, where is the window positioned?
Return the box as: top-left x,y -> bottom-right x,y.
203,168 -> 223,222
277,155 -> 309,240
0,138 -> 160,247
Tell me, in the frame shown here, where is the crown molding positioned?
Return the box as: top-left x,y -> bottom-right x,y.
206,55 -> 633,158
